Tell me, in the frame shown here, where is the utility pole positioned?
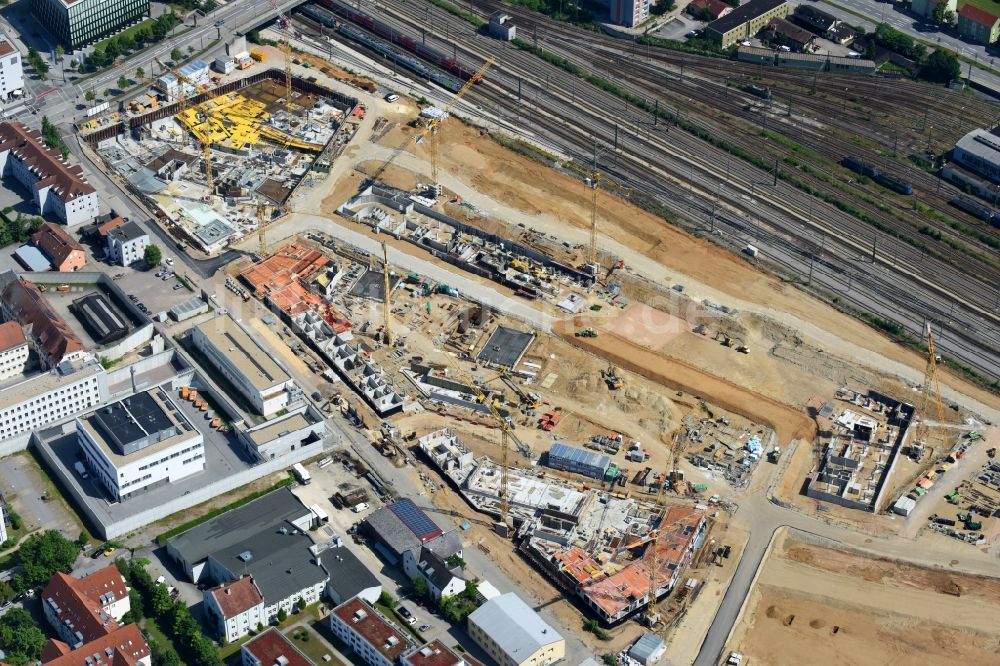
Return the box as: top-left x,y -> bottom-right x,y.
654,99 -> 658,126
614,124 -> 619,152
773,158 -> 778,186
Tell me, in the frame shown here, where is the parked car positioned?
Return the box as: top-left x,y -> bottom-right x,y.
385,93 -> 399,102
396,606 -> 416,624
351,502 -> 370,513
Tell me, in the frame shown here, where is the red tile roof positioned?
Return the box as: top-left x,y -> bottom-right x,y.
209,576 -> 263,619
42,565 -> 129,643
1,277 -> 83,364
41,624 -> 149,666
0,321 -> 26,353
0,41 -> 15,57
242,628 -> 315,666
689,0 -> 732,18
332,598 -> 413,662
0,122 -> 95,203
96,217 -> 125,237
960,3 -> 999,26
33,223 -> 85,272
403,639 -> 485,666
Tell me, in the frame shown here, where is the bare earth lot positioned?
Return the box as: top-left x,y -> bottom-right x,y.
731,532 -> 1000,665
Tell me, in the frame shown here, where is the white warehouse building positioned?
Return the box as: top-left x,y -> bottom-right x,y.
77,387 -> 204,502
191,315 -> 297,416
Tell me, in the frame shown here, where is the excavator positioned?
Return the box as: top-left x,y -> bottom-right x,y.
715,331 -> 750,354
603,363 -> 622,390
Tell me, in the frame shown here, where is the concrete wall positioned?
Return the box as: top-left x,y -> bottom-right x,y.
33,432 -> 333,540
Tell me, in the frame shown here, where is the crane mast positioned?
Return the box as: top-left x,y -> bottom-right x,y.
382,242 -> 392,345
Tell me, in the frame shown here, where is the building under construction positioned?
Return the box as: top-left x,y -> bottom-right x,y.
417,429 -> 708,625
83,70 -> 359,255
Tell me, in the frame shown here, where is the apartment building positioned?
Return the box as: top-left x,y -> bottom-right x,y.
330,598 -> 415,666
705,0 -> 790,48
32,222 -> 86,272
0,38 -> 24,101
41,565 -> 131,648
0,321 -> 29,381
205,576 -> 265,644
106,221 -> 149,266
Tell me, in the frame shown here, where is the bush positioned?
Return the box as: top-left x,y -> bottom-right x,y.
277,608 -> 287,622
378,590 -> 397,609
0,608 -> 46,665
13,531 -> 79,592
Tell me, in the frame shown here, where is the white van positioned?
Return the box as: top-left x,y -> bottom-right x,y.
385,93 -> 399,102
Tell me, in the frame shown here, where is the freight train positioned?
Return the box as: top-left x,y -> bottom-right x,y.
842,156 -> 913,195
950,196 -> 1000,227
316,0 -> 485,82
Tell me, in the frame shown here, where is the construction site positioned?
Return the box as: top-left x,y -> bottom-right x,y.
85,67 -> 359,256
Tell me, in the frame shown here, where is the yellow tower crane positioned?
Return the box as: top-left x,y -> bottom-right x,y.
266,0 -> 294,111
381,242 -> 392,345
645,430 -> 684,627
587,168 -> 633,277
369,57 -> 495,187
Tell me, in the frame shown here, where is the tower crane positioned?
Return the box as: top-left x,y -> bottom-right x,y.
381,242 -> 392,345
265,0 -> 294,111
917,322 -> 948,452
156,57 -> 214,192
645,430 -> 683,627
368,57 -> 495,188
586,166 -> 633,278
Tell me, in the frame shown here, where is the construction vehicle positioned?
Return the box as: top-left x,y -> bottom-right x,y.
603,363 -> 622,390
510,257 -> 529,273
576,327 -> 597,338
368,56 -> 495,187
736,343 -> 750,354
715,331 -> 734,347
500,373 -> 541,410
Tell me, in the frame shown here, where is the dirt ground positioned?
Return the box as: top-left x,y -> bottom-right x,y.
731,534 -> 1000,665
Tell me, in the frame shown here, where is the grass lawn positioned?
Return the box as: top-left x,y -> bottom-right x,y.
139,617 -> 183,663
959,0 -> 1000,15
285,626 -> 349,666
94,18 -> 157,52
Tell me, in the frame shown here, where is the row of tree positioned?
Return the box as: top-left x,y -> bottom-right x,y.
872,23 -> 961,83
82,12 -> 181,72
116,558 -> 222,666
40,116 -> 69,160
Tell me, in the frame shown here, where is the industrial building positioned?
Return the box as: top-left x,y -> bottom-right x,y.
467,593 -> 565,666
168,487 -> 327,628
0,321 -> 29,381
41,564 -> 131,648
330,597 -> 416,666
953,128 -> 1000,183
0,38 -> 24,102
546,443 -> 611,480
705,0 -> 790,48
317,538 -> 381,606
242,628 -> 315,666
28,0 -> 148,49
70,293 -> 129,345
106,220 -> 149,266
0,122 -> 100,225
488,12 -> 516,40
629,634 -> 667,665
362,498 -> 462,565
31,223 -> 85,272
76,388 -> 205,502
0,358 -> 105,443
191,314 -> 298,416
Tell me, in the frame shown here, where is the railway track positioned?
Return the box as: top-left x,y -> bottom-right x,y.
290,0 -> 1000,382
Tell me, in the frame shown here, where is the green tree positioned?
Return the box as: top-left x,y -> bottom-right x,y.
117,75 -> 129,90
54,44 -> 64,60
0,608 -> 46,665
104,38 -> 120,60
446,554 -> 466,570
119,34 -> 136,52
932,0 -> 946,25
0,580 -> 14,604
85,90 -> 96,102
144,243 -> 162,268
276,607 -> 287,622
187,45 -> 195,55
69,59 -> 78,70
410,575 -> 428,599
921,49 -> 961,83
170,48 -> 183,63
296,597 -> 306,611
136,66 -> 145,80
13,530 -> 79,592
378,590 -> 397,609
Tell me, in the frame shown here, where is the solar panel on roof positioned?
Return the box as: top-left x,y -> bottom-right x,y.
388,499 -> 443,540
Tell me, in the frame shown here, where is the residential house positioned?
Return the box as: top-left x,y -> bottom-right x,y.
330,597 -> 416,666
204,576 -> 265,643
106,221 -> 149,267
791,5 -> 839,35
0,122 -> 100,225
411,548 -> 465,601
687,0 -> 733,21
705,0 -> 790,48
0,321 -> 28,380
763,17 -> 815,51
402,639 -> 485,666
41,565 -> 131,648
32,222 -> 85,271
958,4 -> 1000,44
242,628 -> 315,666
39,624 -> 150,666
911,0 -> 957,21
0,274 -> 84,368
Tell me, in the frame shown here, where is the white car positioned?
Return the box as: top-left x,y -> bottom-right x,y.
155,576 -> 166,585
352,502 -> 370,513
385,93 -> 399,102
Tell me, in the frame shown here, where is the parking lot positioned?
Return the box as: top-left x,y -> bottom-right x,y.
0,453 -> 81,537
113,259 -> 195,317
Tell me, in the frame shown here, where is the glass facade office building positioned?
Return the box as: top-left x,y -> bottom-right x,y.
29,0 -> 149,49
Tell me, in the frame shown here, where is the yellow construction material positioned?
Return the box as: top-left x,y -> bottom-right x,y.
175,91 -> 325,152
